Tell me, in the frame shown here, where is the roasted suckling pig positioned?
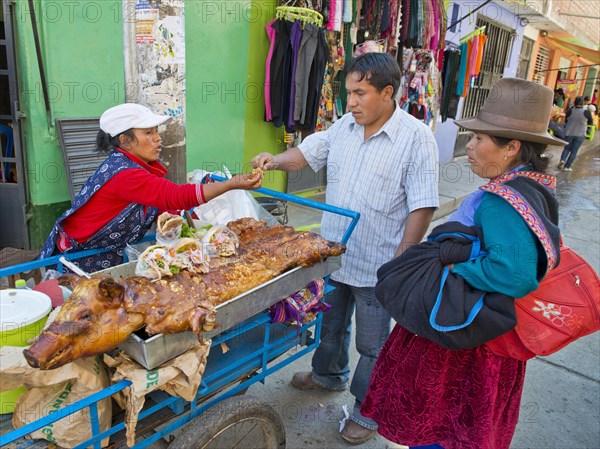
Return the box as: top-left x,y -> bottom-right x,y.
24,219 -> 345,370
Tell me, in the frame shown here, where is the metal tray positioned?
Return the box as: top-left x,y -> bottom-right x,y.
97,257 -> 341,369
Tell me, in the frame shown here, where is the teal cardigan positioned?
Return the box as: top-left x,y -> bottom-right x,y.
453,193 -> 540,298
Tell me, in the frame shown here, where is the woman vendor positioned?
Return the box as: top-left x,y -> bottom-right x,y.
361,78 -> 567,449
40,103 -> 263,271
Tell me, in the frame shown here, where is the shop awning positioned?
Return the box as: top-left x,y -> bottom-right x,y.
546,32 -> 600,64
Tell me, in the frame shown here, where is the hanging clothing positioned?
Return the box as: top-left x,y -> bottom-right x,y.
287,21 -> 304,131
461,39 -> 474,97
270,19 -> 294,128
264,19 -> 278,122
474,34 -> 487,75
400,0 -> 410,43
343,0 -> 353,23
456,42 -> 468,96
440,49 -> 461,122
302,29 -> 328,131
327,0 -> 343,31
294,23 -> 319,123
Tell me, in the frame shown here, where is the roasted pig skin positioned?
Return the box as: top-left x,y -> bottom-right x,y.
25,219 -> 346,369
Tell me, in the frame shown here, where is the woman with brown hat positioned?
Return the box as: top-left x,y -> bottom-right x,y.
359,78 -> 567,449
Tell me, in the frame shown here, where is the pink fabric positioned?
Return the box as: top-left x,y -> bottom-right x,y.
469,35 -> 480,78
264,19 -> 277,121
327,0 -> 335,30
361,325 -> 526,449
328,0 -> 342,31
430,0 -> 440,50
426,0 -> 435,49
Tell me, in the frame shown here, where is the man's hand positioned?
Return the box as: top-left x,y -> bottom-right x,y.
251,148 -> 308,172
392,207 -> 436,258
251,152 -> 277,170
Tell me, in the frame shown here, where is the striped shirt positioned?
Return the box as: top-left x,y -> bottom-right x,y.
299,105 -> 440,286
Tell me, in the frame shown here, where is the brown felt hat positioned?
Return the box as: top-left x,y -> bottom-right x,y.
454,78 -> 567,146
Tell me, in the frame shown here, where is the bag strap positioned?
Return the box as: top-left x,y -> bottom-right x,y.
428,232 -> 487,260
429,267 -> 486,331
428,232 -> 487,332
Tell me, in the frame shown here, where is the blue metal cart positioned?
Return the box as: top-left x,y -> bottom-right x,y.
0,184 -> 359,449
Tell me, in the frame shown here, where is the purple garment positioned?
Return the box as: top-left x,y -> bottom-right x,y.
448,189 -> 484,226
287,21 -> 303,130
449,165 -> 526,226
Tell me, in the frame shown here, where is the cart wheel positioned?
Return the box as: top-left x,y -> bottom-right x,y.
169,395 -> 285,449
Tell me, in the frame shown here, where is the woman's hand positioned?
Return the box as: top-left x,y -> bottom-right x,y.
251,152 -> 276,170
228,168 -> 263,190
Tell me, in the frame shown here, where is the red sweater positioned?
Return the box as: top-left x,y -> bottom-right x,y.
61,149 -> 200,244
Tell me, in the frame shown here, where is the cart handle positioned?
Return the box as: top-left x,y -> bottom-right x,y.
207,173 -> 360,245
0,234 -> 155,279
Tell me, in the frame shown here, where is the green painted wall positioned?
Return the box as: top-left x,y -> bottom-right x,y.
242,0 -> 285,191
17,0 -> 289,249
15,0 -> 125,247
186,0 -> 251,174
186,0 -> 285,190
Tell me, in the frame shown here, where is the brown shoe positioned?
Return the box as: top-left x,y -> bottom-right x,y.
291,371 -> 346,391
341,419 -> 377,445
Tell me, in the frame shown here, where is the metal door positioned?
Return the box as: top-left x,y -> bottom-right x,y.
0,2 -> 29,249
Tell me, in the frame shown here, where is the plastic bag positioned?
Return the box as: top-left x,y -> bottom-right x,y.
188,166 -> 278,226
202,225 -> 239,257
270,280 -> 329,326
156,212 -> 184,246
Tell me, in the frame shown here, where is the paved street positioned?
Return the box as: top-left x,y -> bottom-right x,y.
248,138 -> 600,448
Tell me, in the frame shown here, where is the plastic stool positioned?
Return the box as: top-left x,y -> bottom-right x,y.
586,125 -> 596,140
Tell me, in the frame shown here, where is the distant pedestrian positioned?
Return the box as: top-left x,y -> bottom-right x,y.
584,96 -> 597,116
548,100 -> 566,140
558,96 -> 594,171
592,89 -> 598,105
554,88 -> 566,109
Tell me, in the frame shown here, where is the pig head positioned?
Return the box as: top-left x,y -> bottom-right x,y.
24,277 -> 144,370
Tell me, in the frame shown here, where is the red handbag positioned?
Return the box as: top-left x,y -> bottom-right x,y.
486,245 -> 600,360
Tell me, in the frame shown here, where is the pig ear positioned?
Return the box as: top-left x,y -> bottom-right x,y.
98,278 -> 124,304
57,274 -> 82,289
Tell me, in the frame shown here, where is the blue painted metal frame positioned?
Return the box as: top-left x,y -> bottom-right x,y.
0,311 -> 326,449
0,184 -> 358,449
208,174 -> 361,245
0,234 -> 156,279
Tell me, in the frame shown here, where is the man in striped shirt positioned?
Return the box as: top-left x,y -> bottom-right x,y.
252,52 -> 439,445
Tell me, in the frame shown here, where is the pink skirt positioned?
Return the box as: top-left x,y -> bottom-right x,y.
361,325 -> 526,449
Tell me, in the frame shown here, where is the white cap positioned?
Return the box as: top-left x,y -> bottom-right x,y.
99,103 -> 172,137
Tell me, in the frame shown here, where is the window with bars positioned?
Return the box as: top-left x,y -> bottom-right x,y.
453,16 -> 514,156
459,16 -> 513,121
533,46 -> 550,85
516,37 -> 535,80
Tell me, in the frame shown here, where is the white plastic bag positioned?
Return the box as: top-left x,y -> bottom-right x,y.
188,166 -> 278,226
156,212 -> 184,246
